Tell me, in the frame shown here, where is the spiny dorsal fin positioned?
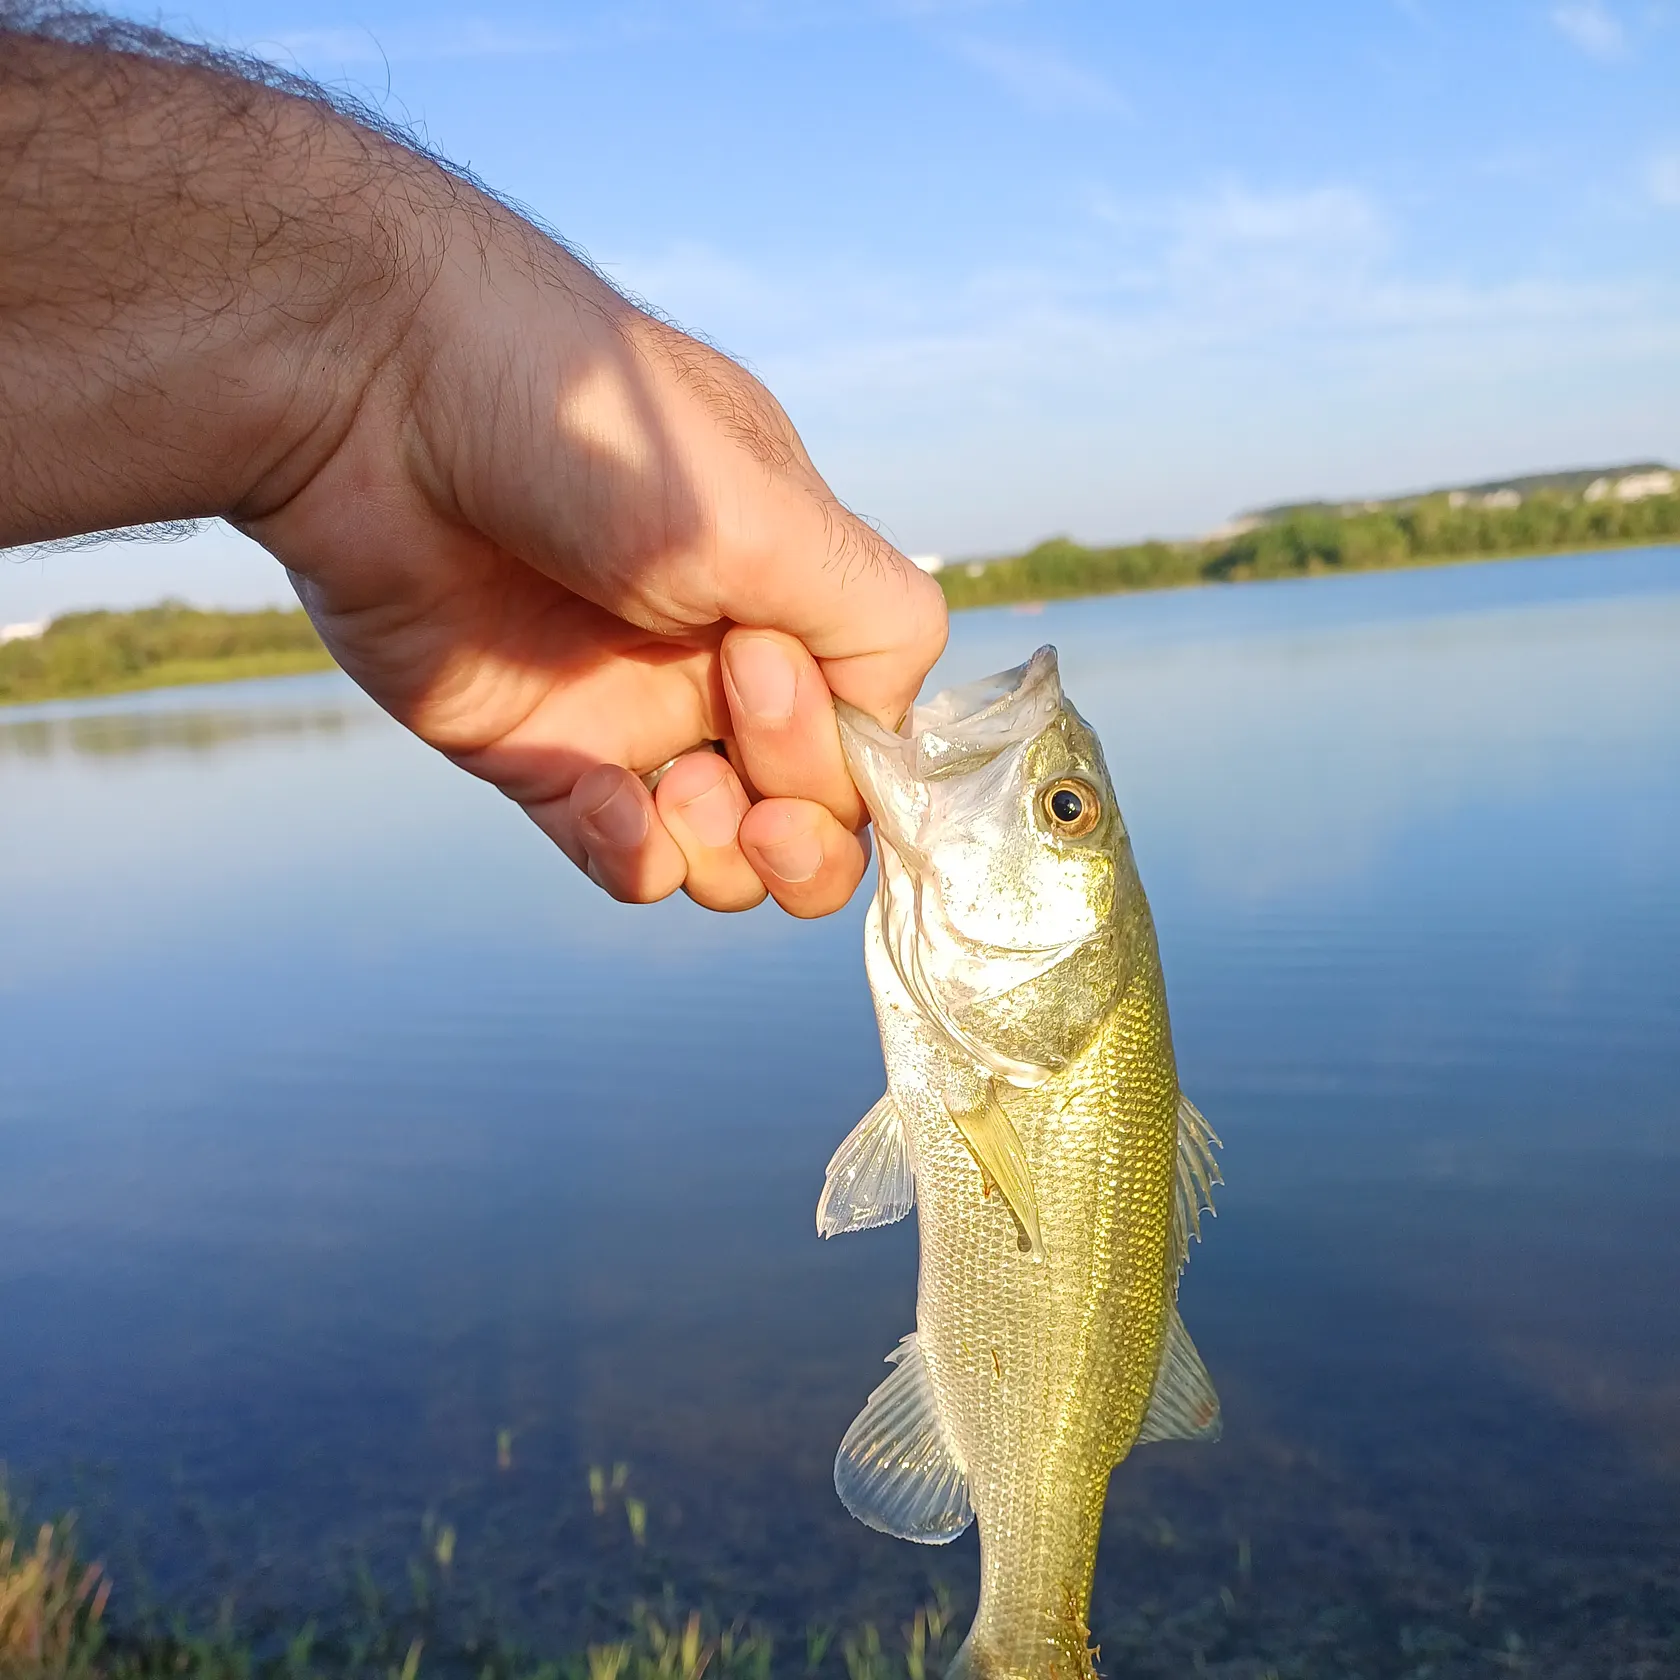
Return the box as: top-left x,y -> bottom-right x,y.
817,1095 -> 915,1238
834,1333 -> 973,1544
1137,1307 -> 1222,1445
944,1080 -> 1044,1262
1172,1094 -> 1222,1272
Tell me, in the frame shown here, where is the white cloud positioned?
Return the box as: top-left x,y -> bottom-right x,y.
1550,1 -> 1626,58
949,35 -> 1125,114
598,177 -> 1680,552
1649,150 -> 1680,207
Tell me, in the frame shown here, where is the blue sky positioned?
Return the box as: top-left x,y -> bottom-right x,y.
5,0 -> 1679,617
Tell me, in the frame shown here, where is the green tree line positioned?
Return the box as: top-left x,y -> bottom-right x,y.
4,489 -> 1677,706
0,600 -> 333,706
939,489 -> 1680,610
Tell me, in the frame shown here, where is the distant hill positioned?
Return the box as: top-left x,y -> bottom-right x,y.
1253,461 -> 1673,522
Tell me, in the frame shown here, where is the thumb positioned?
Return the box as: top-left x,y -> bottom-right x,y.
713,494 -> 949,730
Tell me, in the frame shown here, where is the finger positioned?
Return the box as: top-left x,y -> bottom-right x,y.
653,751 -> 767,914
738,797 -> 869,919
563,764 -> 688,904
721,627 -> 864,830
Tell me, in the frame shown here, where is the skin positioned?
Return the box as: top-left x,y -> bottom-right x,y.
0,8 -> 947,917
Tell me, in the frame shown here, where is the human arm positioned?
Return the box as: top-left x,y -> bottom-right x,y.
0,9 -> 947,914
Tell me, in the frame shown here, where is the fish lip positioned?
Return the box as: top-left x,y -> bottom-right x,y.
836,645 -> 1064,853
834,644 -> 1059,751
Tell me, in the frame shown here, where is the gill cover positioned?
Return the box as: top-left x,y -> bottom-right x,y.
837,646 -> 1125,1090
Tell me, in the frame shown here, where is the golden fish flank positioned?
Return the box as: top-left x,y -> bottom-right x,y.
822,647 -> 1222,1680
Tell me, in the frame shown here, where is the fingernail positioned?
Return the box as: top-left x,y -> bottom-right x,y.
579,779 -> 648,849
674,777 -> 743,849
756,826 -> 824,884
726,636 -> 798,724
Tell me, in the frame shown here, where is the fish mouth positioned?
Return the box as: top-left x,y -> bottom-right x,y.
835,645 -> 1064,855
839,644 -> 1063,788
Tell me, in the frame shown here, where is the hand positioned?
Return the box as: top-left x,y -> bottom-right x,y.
0,31 -> 948,916
248,211 -> 946,917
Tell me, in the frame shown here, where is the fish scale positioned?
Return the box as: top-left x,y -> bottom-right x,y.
823,647 -> 1222,1680
879,922 -> 1179,1680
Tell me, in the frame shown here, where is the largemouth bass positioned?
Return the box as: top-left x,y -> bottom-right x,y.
822,646 -> 1221,1680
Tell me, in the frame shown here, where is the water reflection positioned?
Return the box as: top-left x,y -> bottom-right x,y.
0,674 -> 370,759
2,549 -> 1679,1672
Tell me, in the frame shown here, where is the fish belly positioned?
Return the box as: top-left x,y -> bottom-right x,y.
871,922 -> 1180,1680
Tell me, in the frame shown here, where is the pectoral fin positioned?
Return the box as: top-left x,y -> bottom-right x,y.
945,1080 -> 1044,1262
817,1095 -> 915,1238
1137,1307 -> 1222,1445
834,1333 -> 973,1544
1172,1093 -> 1222,1272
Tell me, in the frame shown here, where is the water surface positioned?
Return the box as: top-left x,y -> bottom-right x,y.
4,548 -> 1680,1676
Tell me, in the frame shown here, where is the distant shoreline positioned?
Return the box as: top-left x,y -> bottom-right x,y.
935,489 -> 1680,612
4,533 -> 1678,710
940,530 -> 1680,614
0,603 -> 335,709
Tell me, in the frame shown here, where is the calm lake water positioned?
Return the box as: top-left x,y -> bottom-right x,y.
4,548 -> 1680,1677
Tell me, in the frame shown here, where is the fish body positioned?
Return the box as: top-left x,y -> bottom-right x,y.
824,648 -> 1221,1680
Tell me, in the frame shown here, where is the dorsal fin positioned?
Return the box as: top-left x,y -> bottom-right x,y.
817,1095 -> 915,1237
1172,1094 -> 1222,1272
834,1334 -> 973,1544
1137,1307 -> 1222,1445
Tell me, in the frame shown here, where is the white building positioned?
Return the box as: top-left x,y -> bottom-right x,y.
1584,470 -> 1675,503
0,620 -> 47,644
907,554 -> 945,574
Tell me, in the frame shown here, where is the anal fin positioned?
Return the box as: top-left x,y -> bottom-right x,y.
817,1094 -> 915,1238
835,1333 -> 973,1543
945,1080 -> 1044,1262
1137,1307 -> 1222,1445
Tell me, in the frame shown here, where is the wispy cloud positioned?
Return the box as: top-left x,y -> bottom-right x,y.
1550,1 -> 1626,59
949,35 -> 1125,115
1649,150 -> 1680,207
604,164 -> 1680,549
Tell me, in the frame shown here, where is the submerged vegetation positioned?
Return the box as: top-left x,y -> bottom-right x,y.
0,602 -> 332,707
0,1488 -> 107,1680
938,485 -> 1680,610
0,1479 -> 963,1680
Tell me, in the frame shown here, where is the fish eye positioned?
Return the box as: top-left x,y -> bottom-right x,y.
1041,778 -> 1100,838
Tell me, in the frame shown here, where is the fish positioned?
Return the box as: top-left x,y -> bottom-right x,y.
821,645 -> 1222,1680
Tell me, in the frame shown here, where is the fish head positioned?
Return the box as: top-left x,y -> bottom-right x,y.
838,646 -> 1136,1088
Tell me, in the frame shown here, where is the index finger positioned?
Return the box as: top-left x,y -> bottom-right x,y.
720,627 -> 864,830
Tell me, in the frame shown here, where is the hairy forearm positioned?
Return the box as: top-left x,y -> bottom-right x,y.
0,24 -> 452,546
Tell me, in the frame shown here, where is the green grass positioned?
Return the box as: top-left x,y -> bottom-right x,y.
0,603 -> 334,708
0,1479 -> 961,1680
